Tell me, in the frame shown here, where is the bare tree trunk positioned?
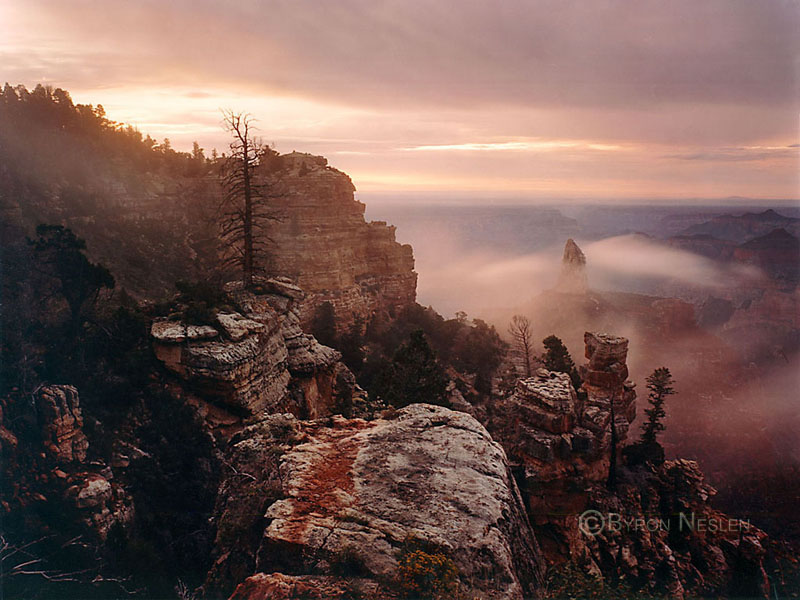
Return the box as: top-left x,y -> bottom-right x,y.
242,135 -> 253,288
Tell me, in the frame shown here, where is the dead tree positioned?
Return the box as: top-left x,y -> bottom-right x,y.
508,314 -> 534,377
218,110 -> 281,288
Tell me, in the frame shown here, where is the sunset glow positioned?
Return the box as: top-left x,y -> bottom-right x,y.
2,0 -> 798,200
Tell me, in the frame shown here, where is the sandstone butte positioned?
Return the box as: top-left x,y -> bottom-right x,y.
261,152 -> 417,331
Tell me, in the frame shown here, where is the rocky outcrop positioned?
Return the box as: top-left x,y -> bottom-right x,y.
554,238 -> 588,294
262,153 -> 417,331
229,573 -> 388,600
151,278 -> 354,427
570,459 -> 770,599
35,385 -> 89,464
488,333 -> 769,598
1,386 -> 133,543
492,332 -> 636,485
207,405 -> 543,600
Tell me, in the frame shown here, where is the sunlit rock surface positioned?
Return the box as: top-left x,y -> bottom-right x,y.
263,153 -> 417,331
151,278 -> 353,425
207,405 -> 543,600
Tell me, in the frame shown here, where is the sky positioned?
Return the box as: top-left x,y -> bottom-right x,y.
1,0 -> 799,201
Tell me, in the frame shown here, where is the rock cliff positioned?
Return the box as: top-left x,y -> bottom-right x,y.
206,405 -> 543,600
488,332 -> 769,598
262,153 -> 417,331
151,277 -> 355,432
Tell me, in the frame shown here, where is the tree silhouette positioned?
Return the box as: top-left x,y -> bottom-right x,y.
311,301 -> 338,348
641,367 -> 674,446
542,335 -> 582,390
218,110 -> 281,287
607,392 -> 619,489
624,367 -> 675,467
28,225 -> 114,333
508,315 -> 534,377
384,330 -> 449,408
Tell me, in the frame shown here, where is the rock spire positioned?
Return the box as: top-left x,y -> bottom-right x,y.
555,238 -> 588,294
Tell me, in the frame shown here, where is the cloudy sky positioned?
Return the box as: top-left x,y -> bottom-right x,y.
2,0 -> 798,201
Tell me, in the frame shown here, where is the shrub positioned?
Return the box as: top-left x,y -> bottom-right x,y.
397,549 -> 458,600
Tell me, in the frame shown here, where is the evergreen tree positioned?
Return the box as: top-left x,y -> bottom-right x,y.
29,224 -> 114,333
641,367 -> 675,446
607,394 -> 618,489
542,334 -> 582,390
311,301 -> 338,348
339,316 -> 365,374
623,367 -> 675,467
384,330 -> 449,408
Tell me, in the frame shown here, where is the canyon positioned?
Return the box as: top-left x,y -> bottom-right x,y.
1,91 -> 793,598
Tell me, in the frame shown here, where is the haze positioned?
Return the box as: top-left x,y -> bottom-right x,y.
2,0 -> 798,201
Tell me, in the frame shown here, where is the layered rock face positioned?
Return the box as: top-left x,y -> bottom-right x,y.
261,153 -> 417,330
493,332 -> 636,487
151,278 -> 354,428
35,385 -> 89,464
1,386 -> 133,542
554,238 -> 589,294
489,333 -> 769,598
207,405 -> 543,600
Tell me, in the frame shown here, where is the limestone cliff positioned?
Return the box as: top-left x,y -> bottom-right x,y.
151,277 -> 355,433
261,153 -> 417,330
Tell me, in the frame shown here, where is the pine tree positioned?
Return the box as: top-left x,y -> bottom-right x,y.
624,367 -> 675,467
28,225 -> 114,334
542,335 -> 582,390
641,367 -> 675,446
384,330 -> 449,408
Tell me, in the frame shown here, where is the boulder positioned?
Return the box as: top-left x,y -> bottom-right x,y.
209,405 -> 543,600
